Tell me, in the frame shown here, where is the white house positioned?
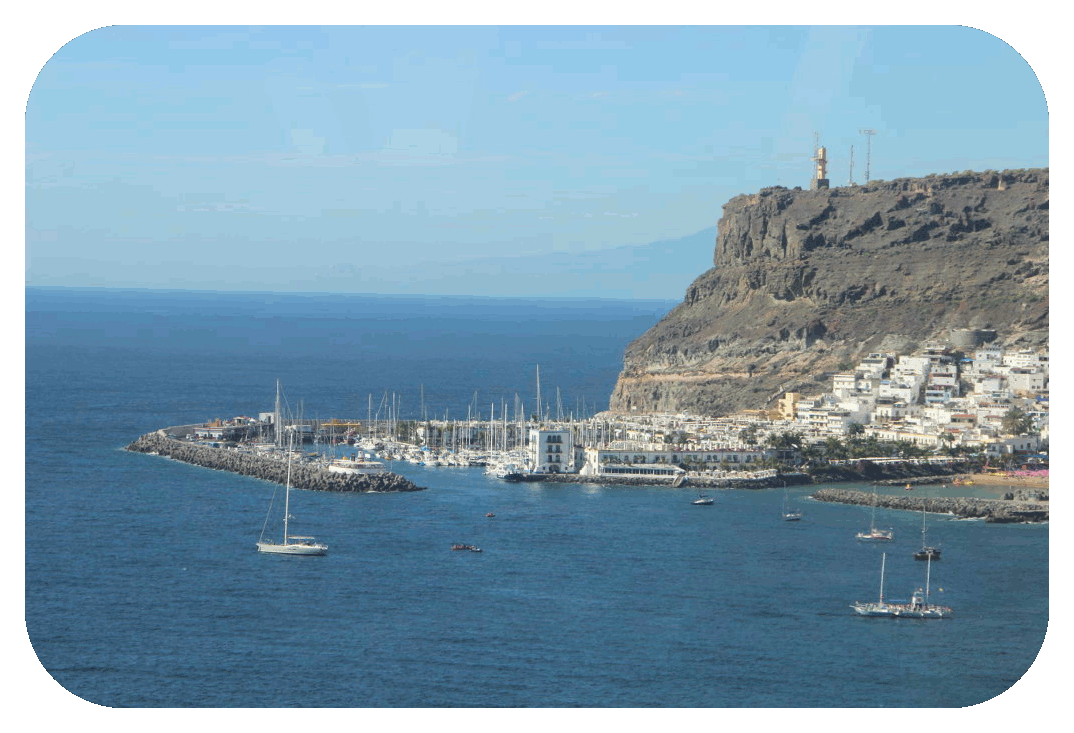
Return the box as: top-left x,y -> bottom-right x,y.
529,428 -> 574,472
1007,370 -> 1046,395
856,353 -> 893,379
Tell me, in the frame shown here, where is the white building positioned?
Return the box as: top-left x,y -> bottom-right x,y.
878,380 -> 920,404
973,347 -> 1003,370
529,428 -> 574,473
832,373 -> 858,399
856,353 -> 893,380
578,446 -> 768,476
1007,369 -> 1046,395
1003,350 -> 1045,370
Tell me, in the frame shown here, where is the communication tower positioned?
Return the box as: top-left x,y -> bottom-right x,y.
859,128 -> 876,183
848,145 -> 855,186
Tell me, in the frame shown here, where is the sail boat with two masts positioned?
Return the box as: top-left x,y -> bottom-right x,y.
257,383 -> 328,556
851,552 -> 952,618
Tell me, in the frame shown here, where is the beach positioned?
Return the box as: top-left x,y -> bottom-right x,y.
962,472 -> 1049,489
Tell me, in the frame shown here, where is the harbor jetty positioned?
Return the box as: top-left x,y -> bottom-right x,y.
509,472 -> 808,489
126,430 -> 425,493
810,488 -> 1047,523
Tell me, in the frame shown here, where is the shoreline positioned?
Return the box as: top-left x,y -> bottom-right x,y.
810,487 -> 1048,523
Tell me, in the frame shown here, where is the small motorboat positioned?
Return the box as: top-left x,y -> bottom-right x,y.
469,547 -> 483,553
485,512 -> 495,518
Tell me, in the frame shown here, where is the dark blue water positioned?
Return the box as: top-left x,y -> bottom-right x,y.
25,287 -> 1048,707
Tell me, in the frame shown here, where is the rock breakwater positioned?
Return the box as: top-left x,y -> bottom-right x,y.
515,473 -> 804,489
126,431 -> 425,493
811,488 -> 1047,523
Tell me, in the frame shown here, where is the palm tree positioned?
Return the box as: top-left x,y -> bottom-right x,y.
1001,408 -> 1034,436
823,436 -> 848,461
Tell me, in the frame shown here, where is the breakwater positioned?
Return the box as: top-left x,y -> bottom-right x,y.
511,472 -> 811,489
810,488 -> 1048,523
126,431 -> 425,493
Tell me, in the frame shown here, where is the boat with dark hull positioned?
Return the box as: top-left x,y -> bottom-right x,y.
914,502 -> 942,561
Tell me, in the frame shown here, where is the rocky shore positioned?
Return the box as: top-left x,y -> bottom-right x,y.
810,488 -> 1048,523
126,430 -> 426,493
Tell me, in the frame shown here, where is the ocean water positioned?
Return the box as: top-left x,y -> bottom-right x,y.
24,287 -> 1048,708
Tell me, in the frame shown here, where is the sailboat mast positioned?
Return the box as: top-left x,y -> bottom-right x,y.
925,554 -> 932,603
275,380 -> 281,448
921,502 -> 927,544
879,553 -> 886,604
536,364 -> 541,427
283,434 -> 293,545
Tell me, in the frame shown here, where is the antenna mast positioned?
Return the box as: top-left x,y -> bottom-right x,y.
536,364 -> 541,425
848,144 -> 855,186
859,128 -> 876,183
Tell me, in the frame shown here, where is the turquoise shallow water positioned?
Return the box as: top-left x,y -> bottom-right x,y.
24,288 -> 1048,707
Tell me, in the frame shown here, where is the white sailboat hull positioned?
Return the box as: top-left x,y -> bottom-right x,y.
257,541 -> 328,556
850,602 -> 952,619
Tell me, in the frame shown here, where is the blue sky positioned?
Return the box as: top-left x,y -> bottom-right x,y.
24,25 -> 1049,298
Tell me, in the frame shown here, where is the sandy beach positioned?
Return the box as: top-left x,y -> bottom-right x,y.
962,472 -> 1049,489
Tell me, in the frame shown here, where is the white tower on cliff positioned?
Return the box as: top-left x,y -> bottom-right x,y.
810,132 -> 830,190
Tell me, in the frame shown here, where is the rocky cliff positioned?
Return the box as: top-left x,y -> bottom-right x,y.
609,168 -> 1049,416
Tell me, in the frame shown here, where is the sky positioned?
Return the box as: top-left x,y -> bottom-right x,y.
23,23 -> 1051,299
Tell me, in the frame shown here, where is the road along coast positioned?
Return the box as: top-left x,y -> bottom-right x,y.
126,430 -> 426,493
810,487 -> 1047,523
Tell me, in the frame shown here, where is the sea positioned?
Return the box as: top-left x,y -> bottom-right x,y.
23,286 -> 1050,709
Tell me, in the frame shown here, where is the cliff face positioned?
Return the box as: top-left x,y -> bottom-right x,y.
609,169 -> 1049,417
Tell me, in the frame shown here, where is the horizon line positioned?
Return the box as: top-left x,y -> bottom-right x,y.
24,283 -> 682,305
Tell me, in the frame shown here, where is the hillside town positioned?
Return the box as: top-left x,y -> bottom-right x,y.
610,338 -> 1046,455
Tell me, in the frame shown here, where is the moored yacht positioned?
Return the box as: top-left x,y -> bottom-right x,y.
851,553 -> 952,619
491,463 -> 525,481
327,455 -> 388,475
856,490 -> 894,541
257,425 -> 328,556
914,503 -> 942,560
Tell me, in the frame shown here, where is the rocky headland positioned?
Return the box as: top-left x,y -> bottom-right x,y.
610,168 -> 1049,416
126,430 -> 425,493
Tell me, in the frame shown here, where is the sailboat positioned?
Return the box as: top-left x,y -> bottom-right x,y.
913,502 -> 942,561
692,485 -> 714,505
257,433 -> 328,556
855,489 -> 894,541
851,552 -> 952,618
781,488 -> 802,521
